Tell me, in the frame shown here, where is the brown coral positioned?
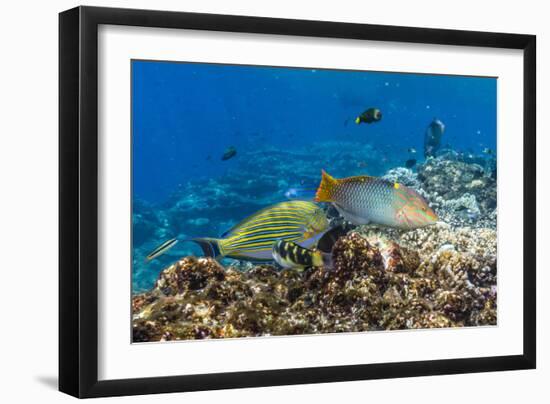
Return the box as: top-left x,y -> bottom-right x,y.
133,228 -> 497,342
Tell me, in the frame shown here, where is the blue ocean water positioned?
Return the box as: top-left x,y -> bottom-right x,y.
131,60 -> 497,292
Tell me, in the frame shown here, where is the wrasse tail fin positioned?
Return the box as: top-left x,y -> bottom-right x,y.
315,170 -> 338,202
190,238 -> 222,259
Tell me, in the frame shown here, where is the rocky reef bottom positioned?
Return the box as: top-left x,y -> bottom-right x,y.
132,223 -> 497,342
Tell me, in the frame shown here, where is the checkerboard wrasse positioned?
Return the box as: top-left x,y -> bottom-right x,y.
315,170 -> 437,229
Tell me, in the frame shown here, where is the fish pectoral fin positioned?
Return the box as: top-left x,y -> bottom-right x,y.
334,204 -> 371,225
302,230 -> 314,239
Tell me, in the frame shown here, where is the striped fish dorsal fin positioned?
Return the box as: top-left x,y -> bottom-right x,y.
220,223 -> 239,238
219,205 -> 287,238
220,201 -> 315,238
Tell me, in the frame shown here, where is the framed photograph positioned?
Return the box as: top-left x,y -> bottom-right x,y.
59,6 -> 536,398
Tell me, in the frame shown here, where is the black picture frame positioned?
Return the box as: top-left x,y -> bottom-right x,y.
59,5 -> 536,398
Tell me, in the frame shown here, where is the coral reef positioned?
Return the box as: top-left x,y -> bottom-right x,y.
133,229 -> 497,342
132,147 -> 498,339
417,157 -> 496,225
383,167 -> 423,190
383,157 -> 497,229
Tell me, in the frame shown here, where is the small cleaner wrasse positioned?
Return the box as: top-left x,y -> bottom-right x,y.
191,200 -> 329,261
145,238 -> 178,262
315,170 -> 437,229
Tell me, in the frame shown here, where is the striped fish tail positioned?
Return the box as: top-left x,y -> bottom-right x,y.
315,170 -> 337,203
191,238 -> 223,259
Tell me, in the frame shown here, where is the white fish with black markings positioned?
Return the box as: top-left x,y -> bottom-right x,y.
272,240 -> 332,270
271,226 -> 349,270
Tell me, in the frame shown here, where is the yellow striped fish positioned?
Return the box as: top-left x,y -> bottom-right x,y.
192,201 -> 329,262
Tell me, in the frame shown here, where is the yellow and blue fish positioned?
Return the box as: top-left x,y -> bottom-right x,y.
315,170 -> 437,229
146,200 -> 329,262
193,200 -> 329,261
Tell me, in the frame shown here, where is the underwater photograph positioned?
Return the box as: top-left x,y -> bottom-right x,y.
131,60 -> 497,343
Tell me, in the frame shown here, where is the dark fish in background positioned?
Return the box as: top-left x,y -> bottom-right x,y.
356,161 -> 368,168
424,118 -> 445,158
355,108 -> 382,124
405,158 -> 417,168
482,147 -> 494,155
206,155 -> 212,160
407,147 -> 417,154
221,146 -> 237,161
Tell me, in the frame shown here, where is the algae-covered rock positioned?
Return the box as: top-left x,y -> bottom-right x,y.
132,228 -> 497,342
